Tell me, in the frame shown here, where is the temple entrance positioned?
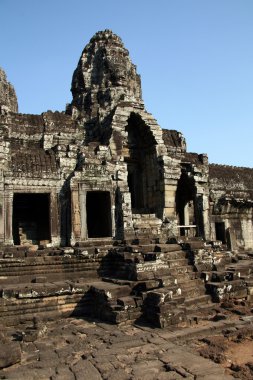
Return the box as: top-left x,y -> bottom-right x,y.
12,193 -> 50,245
126,113 -> 163,216
127,163 -> 144,209
176,170 -> 197,237
215,222 -> 226,243
86,191 -> 112,238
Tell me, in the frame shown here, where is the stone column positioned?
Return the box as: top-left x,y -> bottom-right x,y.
0,170 -> 4,243
184,203 -> 190,226
70,188 -> 81,245
196,193 -> 210,240
202,194 -> 210,240
50,191 -> 60,246
4,191 -> 13,245
164,180 -> 177,219
111,202 -> 116,238
0,194 -> 4,243
162,155 -> 181,222
79,190 -> 87,240
241,217 -> 253,250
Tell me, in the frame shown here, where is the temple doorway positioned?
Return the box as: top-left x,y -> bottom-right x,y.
12,193 -> 50,245
176,170 -> 197,237
86,191 -> 112,238
215,222 -> 226,243
126,113 -> 163,216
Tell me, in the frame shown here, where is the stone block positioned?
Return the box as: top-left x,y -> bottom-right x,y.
0,342 -> 21,369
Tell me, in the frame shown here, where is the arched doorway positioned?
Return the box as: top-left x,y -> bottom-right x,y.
125,113 -> 163,217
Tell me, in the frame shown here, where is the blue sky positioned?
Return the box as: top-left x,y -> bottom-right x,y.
1,0 -> 253,167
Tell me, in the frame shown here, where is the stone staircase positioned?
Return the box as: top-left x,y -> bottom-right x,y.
89,242 -> 214,327
186,241 -> 253,307
0,238 -> 253,328
0,244 -> 111,326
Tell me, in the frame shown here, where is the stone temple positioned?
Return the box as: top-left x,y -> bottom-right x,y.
0,30 -> 253,328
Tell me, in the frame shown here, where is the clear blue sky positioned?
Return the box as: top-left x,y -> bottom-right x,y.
1,0 -> 253,167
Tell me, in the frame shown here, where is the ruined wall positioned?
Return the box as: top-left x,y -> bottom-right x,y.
209,164 -> 253,250
69,30 -> 142,144
0,110 -> 83,246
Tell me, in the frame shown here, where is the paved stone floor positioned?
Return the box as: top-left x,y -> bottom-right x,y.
2,315 -> 251,379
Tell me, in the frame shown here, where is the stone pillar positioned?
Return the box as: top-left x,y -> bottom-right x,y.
196,193 -> 210,240
162,155 -> 181,222
241,217 -> 253,250
0,170 -> 4,243
4,191 -> 13,245
210,221 -> 216,241
184,203 -> 190,226
202,194 -> 210,240
164,180 -> 177,219
50,191 -> 60,246
0,194 -> 4,243
70,188 -> 81,245
111,203 -> 116,238
79,190 -> 87,240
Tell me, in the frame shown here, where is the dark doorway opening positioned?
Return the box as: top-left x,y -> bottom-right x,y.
13,193 -> 50,245
126,113 -> 163,216
215,222 -> 226,244
176,170 -> 197,236
86,191 -> 112,238
127,163 -> 143,210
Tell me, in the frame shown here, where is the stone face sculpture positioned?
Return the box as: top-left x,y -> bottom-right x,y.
70,30 -> 142,122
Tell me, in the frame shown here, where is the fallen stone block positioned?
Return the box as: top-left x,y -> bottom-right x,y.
0,342 -> 21,369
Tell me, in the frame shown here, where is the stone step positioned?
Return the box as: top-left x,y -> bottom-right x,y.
179,278 -> 204,288
174,272 -> 199,282
133,221 -> 162,229
1,280 -> 91,299
0,256 -> 103,267
144,307 -> 186,328
0,267 -> 100,287
161,250 -> 189,260
0,263 -> 101,284
0,263 -> 101,275
154,244 -> 184,253
167,258 -> 189,268
185,303 -> 216,323
130,244 -> 156,253
184,294 -> 212,307
143,296 -> 185,313
117,296 -> 140,309
206,280 -> 248,302
0,293 -> 90,326
144,285 -> 182,305
159,275 -> 177,287
88,281 -> 131,300
181,285 -> 206,299
132,213 -> 157,219
170,265 -> 195,275
76,239 -> 113,247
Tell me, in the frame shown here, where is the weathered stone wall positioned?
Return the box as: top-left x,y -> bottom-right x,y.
0,68 -> 18,114
69,30 -> 142,144
209,164 -> 253,250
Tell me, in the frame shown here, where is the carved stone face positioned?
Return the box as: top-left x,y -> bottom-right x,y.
70,30 -> 142,119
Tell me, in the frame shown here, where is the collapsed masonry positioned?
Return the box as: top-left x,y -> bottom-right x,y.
0,30 -> 253,328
